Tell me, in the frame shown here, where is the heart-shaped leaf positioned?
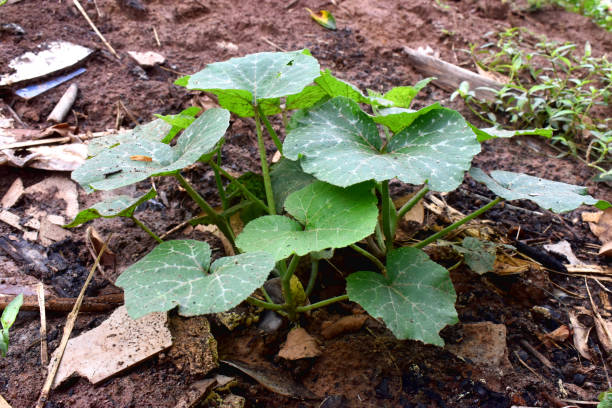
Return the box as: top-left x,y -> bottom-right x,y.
72,108 -> 230,191
284,97 -> 481,192
469,167 -> 611,213
372,103 -> 442,133
236,181 -> 378,261
346,247 -> 457,345
88,119 -> 173,157
64,189 -> 157,227
115,240 -> 275,319
179,51 -> 320,117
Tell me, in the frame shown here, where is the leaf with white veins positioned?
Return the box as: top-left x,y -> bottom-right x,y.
115,240 -> 275,319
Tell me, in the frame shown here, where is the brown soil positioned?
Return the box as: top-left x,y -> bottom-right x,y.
1,0 -> 611,407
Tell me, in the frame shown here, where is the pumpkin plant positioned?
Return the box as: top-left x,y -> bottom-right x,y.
69,50 -> 610,346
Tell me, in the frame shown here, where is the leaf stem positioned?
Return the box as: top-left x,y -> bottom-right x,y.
397,185 -> 429,219
296,294 -> 349,313
130,216 -> 163,243
350,244 -> 386,273
305,259 -> 319,297
174,173 -> 236,246
281,255 -> 300,321
246,296 -> 285,311
414,197 -> 503,249
253,103 -> 276,215
208,160 -> 269,214
380,180 -> 397,252
257,105 -> 283,154
212,151 -> 229,211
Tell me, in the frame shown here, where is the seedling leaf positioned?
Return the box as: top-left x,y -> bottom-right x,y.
470,168 -> 611,212
470,125 -> 553,142
179,51 -> 320,117
64,189 -> 157,227
155,106 -> 202,143
270,158 -> 316,213
1,294 -> 22,357
115,240 -> 275,319
72,108 -> 230,191
373,103 -> 442,133
236,181 -> 378,261
382,79 -> 434,108
284,97 -> 480,192
452,237 -> 497,275
88,119 -> 173,157
346,247 -> 457,345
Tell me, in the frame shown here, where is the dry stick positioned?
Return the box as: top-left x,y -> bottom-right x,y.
261,37 -> 286,52
0,294 -> 123,313
118,100 -> 139,126
152,26 -> 161,47
47,83 -> 78,123
72,0 -> 119,59
36,283 -> 48,366
3,104 -> 29,128
519,339 -> 553,370
35,234 -> 113,408
513,350 -> 543,380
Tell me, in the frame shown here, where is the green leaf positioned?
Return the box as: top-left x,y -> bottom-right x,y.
236,181 -> 378,261
372,103 -> 442,133
285,85 -> 329,111
284,97 -> 480,192
306,8 -> 337,30
470,125 -> 553,142
155,106 -> 202,143
180,51 -> 320,117
452,237 -> 497,275
346,247 -> 457,345
64,189 -> 157,228
1,294 -> 22,330
382,78 -> 434,109
72,108 -> 230,192
88,119 -> 173,157
270,158 -> 316,213
115,240 -> 275,319
470,167 -> 611,212
598,389 -> 612,408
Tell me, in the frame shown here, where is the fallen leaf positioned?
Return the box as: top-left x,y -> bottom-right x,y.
23,176 -> 79,219
1,178 -> 24,209
305,8 -> 337,30
594,314 -> 612,354
568,311 -> 592,360
52,306 -> 172,387
600,242 -> 612,257
130,155 -> 153,162
536,325 -> 570,348
544,240 -> 582,265
320,314 -> 368,339
278,327 -> 321,360
585,208 -> 612,257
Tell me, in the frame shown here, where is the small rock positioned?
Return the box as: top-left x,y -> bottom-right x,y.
573,373 -> 586,386
445,322 -> 511,371
0,23 -> 25,35
258,310 -> 283,333
128,51 -> 166,67
220,394 -> 245,408
278,327 -> 321,360
320,314 -> 368,339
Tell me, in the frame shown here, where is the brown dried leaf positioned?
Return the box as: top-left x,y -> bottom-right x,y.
1,178 -> 23,209
278,327 -> 321,360
568,311 -> 592,360
536,325 -> 570,349
586,208 -> 612,257
594,314 -> 612,354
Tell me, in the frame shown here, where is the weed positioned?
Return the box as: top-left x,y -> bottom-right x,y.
526,0 -> 611,30
1,294 -> 22,357
68,51 -> 609,345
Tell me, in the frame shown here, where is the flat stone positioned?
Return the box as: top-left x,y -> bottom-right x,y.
445,322 -> 510,369
128,51 -> 165,67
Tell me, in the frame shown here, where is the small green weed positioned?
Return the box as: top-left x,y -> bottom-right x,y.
526,0 -> 611,30
1,294 -> 23,357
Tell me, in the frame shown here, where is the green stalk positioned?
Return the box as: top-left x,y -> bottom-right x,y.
350,244 -> 386,274
281,255 -> 300,321
374,222 -> 387,254
212,152 -> 229,211
130,216 -> 163,243
246,296 -> 285,311
305,259 -> 319,297
414,197 -> 503,249
174,173 -> 236,246
380,180 -> 397,252
257,105 -> 283,154
208,160 -> 269,214
397,185 -> 429,219
253,103 -> 276,215
296,294 -> 349,313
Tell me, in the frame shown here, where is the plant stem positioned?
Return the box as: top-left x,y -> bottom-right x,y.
296,294 -> 349,313
374,222 -> 387,254
208,160 -> 269,213
305,259 -> 319,297
212,151 -> 229,211
350,244 -> 386,273
130,216 -> 163,243
397,185 -> 429,219
174,173 -> 236,246
258,105 -> 283,154
253,103 -> 276,215
260,286 -> 274,304
380,180 -> 397,252
246,296 -> 285,311
281,255 -> 300,321
414,197 -> 503,249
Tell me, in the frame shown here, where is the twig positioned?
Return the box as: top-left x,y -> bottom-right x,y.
513,350 -> 543,380
118,100 -> 139,126
72,0 -> 119,59
36,283 -> 48,366
519,339 -> 554,370
3,104 -> 29,128
261,37 -> 287,52
0,293 -> 123,313
47,83 -> 78,123
152,26 -> 161,47
92,0 -> 102,17
35,233 -> 113,408
0,394 -> 12,408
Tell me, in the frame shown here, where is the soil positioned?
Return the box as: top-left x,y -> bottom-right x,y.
1,0 -> 611,407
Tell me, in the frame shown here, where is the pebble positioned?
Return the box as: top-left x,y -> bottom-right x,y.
573,373 -> 586,386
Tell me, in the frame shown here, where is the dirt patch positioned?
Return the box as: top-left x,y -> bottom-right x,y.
1,0 -> 611,407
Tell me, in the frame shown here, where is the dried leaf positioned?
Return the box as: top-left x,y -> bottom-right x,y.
586,208 -> 612,257
1,178 -> 23,209
305,8 -> 337,30
544,240 -> 582,266
594,314 -> 612,354
568,311 -> 592,360
278,328 -> 321,360
536,325 -> 570,348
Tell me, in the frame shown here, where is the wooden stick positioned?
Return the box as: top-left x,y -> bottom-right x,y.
47,84 -> 78,123
118,100 -> 139,126
0,394 -> 12,408
35,234 -> 113,408
36,283 -> 48,365
152,26 -> 161,47
402,47 -> 503,103
0,293 -> 123,313
519,339 -> 554,370
72,0 -> 119,59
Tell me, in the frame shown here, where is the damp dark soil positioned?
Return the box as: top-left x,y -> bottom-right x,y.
1,0 -> 611,407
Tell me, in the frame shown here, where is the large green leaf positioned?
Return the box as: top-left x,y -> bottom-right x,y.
64,189 -> 157,227
180,51 -> 320,117
452,237 -> 497,275
236,181 -> 378,261
270,158 -> 316,213
155,106 -> 202,143
372,103 -> 442,133
470,125 -> 553,143
72,108 -> 230,191
284,97 -> 481,192
115,240 -> 275,319
470,168 -> 611,213
346,247 -> 457,345
88,119 -> 173,157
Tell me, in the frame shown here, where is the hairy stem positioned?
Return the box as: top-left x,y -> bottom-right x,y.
258,105 -> 283,154
281,255 -> 300,321
397,185 -> 429,219
208,160 -> 269,213
296,295 -> 349,313
350,244 -> 386,274
130,216 -> 163,243
246,296 -> 284,311
305,259 -> 319,297
414,197 -> 503,249
212,152 -> 229,211
253,103 -> 276,215
380,180 -> 397,252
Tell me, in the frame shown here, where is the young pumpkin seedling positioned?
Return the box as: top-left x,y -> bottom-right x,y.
69,50 -> 610,346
